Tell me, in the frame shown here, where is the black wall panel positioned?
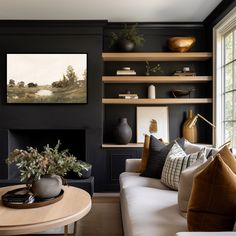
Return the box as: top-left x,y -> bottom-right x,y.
0,21 -> 107,191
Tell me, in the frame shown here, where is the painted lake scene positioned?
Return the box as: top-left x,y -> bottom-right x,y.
7,54 -> 87,103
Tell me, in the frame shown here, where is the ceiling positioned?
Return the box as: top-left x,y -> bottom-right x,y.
0,0 -> 222,22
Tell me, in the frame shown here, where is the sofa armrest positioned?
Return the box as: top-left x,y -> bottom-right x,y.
125,159 -> 141,172
176,233 -> 236,236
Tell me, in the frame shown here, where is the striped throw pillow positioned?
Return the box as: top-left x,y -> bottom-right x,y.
161,141 -> 206,190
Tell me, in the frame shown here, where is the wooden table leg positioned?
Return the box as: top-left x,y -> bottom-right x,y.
64,225 -> 68,236
64,222 -> 77,236
72,221 -> 78,236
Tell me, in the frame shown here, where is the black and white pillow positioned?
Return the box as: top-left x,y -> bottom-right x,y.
161,141 -> 206,190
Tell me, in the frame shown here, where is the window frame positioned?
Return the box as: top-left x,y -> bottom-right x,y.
213,7 -> 236,147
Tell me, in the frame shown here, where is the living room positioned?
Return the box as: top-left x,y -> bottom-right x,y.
0,0 -> 235,235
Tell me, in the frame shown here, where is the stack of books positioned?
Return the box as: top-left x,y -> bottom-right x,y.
116,67 -> 136,76
118,93 -> 138,99
173,70 -> 196,76
2,188 -> 35,204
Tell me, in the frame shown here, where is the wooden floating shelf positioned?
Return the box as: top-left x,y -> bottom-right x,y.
102,143 -> 213,148
102,98 -> 212,104
102,76 -> 213,83
102,52 -> 212,61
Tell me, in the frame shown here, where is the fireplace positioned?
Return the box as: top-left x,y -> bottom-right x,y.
8,129 -> 86,179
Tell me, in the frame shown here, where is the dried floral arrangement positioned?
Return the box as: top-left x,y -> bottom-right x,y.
6,141 -> 89,182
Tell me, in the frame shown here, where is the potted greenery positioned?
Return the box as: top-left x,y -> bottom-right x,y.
110,24 -> 144,52
6,141 -> 89,198
145,61 -> 161,76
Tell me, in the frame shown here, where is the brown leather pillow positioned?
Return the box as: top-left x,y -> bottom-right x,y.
139,135 -> 150,173
187,155 -> 236,231
217,145 -> 236,173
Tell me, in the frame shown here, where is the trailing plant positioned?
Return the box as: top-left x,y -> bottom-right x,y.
110,24 -> 144,47
6,141 -> 89,182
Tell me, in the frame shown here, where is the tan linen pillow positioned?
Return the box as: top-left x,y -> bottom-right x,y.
139,135 -> 150,173
187,155 -> 236,231
217,145 -> 236,173
178,156 -> 213,216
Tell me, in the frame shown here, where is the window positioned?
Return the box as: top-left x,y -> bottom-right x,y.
214,7 -> 236,148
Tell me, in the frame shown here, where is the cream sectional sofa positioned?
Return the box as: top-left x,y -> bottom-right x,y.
120,145 -> 236,236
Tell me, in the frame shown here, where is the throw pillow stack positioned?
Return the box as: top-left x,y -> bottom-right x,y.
139,135 -> 236,232
187,145 -> 236,231
140,135 -> 205,190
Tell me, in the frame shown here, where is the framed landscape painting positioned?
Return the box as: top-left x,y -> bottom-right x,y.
136,106 -> 169,143
7,53 -> 87,104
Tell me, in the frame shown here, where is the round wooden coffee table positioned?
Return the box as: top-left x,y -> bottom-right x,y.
0,185 -> 92,235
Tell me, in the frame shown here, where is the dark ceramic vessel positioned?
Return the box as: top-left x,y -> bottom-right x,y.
117,39 -> 135,52
113,118 -> 132,144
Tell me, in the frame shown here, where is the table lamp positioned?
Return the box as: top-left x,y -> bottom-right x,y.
188,113 -> 215,128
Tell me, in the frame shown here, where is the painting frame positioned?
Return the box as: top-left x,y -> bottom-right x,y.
136,106 -> 169,143
6,53 -> 88,104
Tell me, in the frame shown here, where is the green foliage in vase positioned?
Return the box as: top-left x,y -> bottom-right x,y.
6,141 -> 89,182
110,24 -> 144,47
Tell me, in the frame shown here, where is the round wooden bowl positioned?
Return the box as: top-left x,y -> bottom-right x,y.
167,37 -> 196,52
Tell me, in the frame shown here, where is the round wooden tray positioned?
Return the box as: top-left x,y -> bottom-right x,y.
2,188 -> 64,209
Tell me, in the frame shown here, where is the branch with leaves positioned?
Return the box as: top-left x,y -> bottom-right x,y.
6,141 -> 90,182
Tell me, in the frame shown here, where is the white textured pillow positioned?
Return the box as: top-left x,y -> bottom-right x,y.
161,142 -> 206,190
178,156 -> 213,216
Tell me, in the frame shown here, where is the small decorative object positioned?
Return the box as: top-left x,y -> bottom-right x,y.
116,67 -> 136,75
79,162 -> 92,179
171,89 -> 194,98
113,118 -> 132,144
6,141 -> 89,198
173,68 -> 196,76
182,110 -> 197,143
136,106 -> 169,143
148,84 -> 156,99
183,67 -> 190,72
149,119 -> 158,133
145,61 -> 161,76
167,36 -> 196,52
7,54 -> 87,104
110,24 -> 144,52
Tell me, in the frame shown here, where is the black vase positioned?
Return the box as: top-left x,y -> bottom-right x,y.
113,118 -> 132,144
117,39 -> 135,52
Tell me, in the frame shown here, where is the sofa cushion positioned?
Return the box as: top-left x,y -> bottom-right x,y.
178,156 -> 213,215
139,134 -> 150,173
120,172 -> 169,190
187,155 -> 236,231
121,186 -> 187,236
141,136 -> 185,179
161,142 -> 206,190
183,139 -> 218,157
217,145 -> 236,173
